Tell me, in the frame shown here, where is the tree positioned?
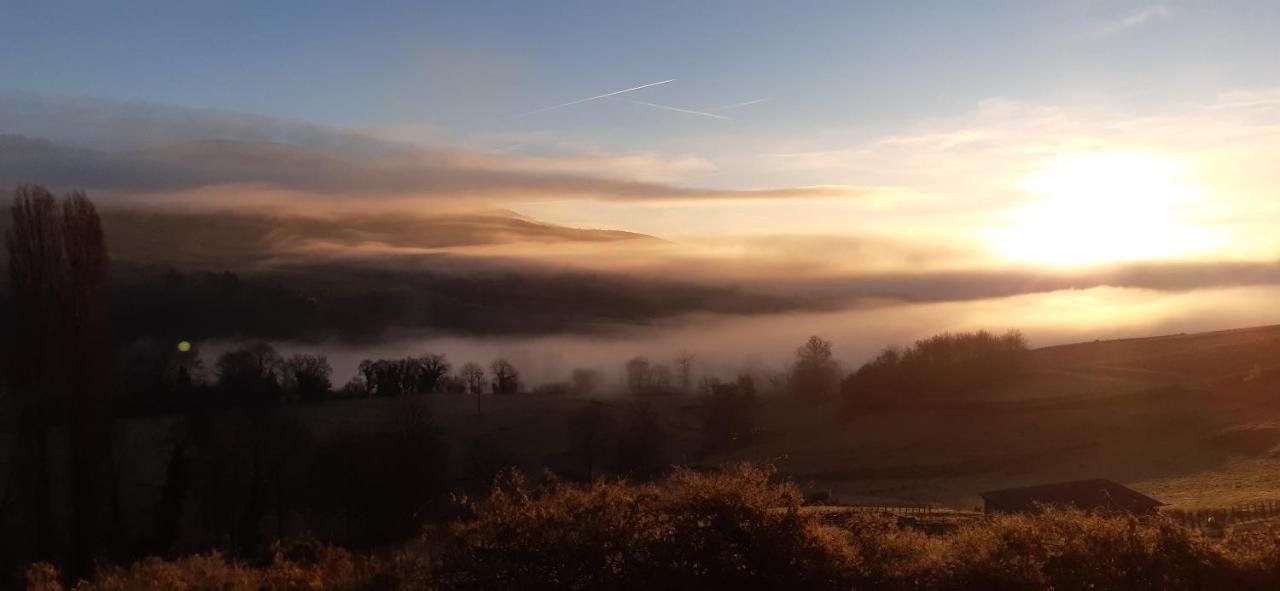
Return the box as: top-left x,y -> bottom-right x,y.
459,362 -> 486,394
650,364 -> 674,394
674,350 -> 694,392
625,356 -> 652,395
282,354 -> 332,402
413,353 -> 450,393
116,338 -> 207,412
698,375 -> 757,449
216,341 -> 283,403
571,368 -> 598,397
5,186 -> 118,574
615,401 -> 666,479
6,186 -> 63,563
841,330 -> 1030,411
569,401 -> 615,480
789,336 -> 841,402
358,358 -> 410,397
490,358 -> 520,394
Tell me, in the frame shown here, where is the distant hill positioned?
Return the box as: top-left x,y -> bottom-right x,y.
1032,324 -> 1280,382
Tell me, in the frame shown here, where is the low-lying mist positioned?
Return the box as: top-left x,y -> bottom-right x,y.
261,284 -> 1280,390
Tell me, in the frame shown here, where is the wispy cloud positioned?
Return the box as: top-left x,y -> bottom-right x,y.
0,95 -> 879,204
1094,5 -> 1171,36
519,79 -> 675,116
628,100 -> 732,120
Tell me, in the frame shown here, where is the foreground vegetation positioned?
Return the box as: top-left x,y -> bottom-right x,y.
26,465 -> 1280,590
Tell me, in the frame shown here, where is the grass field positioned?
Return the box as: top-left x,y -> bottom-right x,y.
13,323 -> 1280,546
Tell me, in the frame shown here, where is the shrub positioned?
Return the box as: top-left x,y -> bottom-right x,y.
42,466 -> 1280,591
431,465 -> 852,590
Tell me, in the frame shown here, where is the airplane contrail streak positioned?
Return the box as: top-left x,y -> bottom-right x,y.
520,79 -> 676,116
628,100 -> 731,120
717,97 -> 771,110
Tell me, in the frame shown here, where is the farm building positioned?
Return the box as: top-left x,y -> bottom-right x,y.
980,479 -> 1163,514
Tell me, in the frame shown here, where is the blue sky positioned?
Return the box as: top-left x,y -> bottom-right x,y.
4,1 -> 1280,266
6,2 -> 1278,138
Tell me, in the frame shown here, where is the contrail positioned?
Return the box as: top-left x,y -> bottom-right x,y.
717,97 -> 770,110
520,79 -> 676,116
628,100 -> 731,120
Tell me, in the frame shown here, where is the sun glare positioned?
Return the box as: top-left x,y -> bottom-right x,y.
989,153 -> 1215,267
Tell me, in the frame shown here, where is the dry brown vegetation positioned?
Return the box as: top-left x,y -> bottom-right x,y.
26,465 -> 1280,590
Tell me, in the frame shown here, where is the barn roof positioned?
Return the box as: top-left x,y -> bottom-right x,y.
980,479 -> 1163,511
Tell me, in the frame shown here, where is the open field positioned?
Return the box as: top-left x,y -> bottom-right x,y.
11,323 -> 1280,548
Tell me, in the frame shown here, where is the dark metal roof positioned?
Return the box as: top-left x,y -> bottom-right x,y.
980,479 -> 1164,511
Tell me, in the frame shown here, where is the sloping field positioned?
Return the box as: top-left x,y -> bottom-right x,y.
760,325 -> 1280,509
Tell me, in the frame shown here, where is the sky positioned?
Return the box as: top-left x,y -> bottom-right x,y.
3,1 -> 1280,272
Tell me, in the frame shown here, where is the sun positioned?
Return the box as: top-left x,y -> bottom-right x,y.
988,152 -> 1215,267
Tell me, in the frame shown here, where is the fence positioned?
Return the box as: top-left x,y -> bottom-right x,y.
806,504 -> 936,527
1165,500 -> 1280,530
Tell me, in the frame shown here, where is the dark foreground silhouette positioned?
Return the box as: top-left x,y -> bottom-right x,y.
24,465 -> 1280,591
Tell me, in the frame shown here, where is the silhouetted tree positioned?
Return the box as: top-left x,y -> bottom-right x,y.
625,357 -> 652,395
698,375 -> 757,449
490,358 -> 519,394
338,374 -> 369,398
413,353 -> 450,393
459,362 -> 486,394
5,186 -> 64,564
841,330 -> 1029,411
61,191 -> 118,573
614,401 -> 666,479
569,401 -> 615,480
650,364 -> 674,394
358,358 -> 408,397
216,342 -> 283,404
789,336 -> 841,402
281,354 -> 332,402
674,350 -> 695,392
626,356 -> 677,396
5,186 -> 119,574
116,339 -> 207,413
571,368 -> 598,397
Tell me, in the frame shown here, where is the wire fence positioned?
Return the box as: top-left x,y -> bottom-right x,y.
1164,501 -> 1280,531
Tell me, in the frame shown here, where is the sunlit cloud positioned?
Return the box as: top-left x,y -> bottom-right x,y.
0,95 -> 882,205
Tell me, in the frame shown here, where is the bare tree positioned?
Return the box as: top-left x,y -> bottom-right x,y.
490,358 -> 520,394
460,361 -> 486,416
674,350 -> 694,392
281,354 -> 332,402
459,362 -> 486,394
414,353 -> 451,393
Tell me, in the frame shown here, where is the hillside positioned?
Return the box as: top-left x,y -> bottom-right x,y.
763,325 -> 1280,509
